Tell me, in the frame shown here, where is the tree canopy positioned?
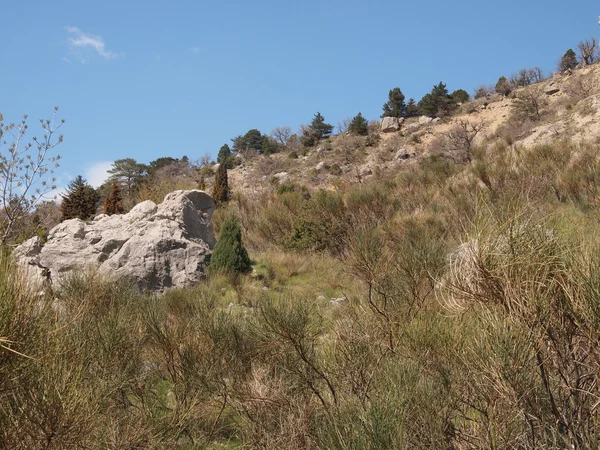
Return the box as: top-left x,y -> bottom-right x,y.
418,82 -> 457,117
381,87 -> 407,118
61,176 -> 99,221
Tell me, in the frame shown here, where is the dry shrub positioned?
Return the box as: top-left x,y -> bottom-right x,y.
439,211 -> 600,448
564,75 -> 600,102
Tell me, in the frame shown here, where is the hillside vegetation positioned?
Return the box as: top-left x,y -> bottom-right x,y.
4,45 -> 600,449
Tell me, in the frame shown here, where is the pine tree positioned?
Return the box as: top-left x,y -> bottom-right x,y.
103,183 -> 125,216
107,158 -> 148,198
405,98 -> 420,117
212,162 -> 230,206
301,112 -> 334,147
381,87 -> 407,118
418,82 -> 456,117
217,144 -> 232,163
309,112 -> 334,140
348,112 -> 369,136
208,217 -> 252,274
61,176 -> 99,221
559,49 -> 578,72
495,76 -> 512,96
450,89 -> 470,103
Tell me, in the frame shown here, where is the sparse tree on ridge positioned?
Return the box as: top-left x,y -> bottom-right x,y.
348,112 -> 369,136
405,98 -> 420,117
559,49 -> 578,72
61,175 -> 99,221
578,38 -> 598,65
381,87 -> 407,118
301,112 -> 334,147
418,82 -> 456,117
232,129 -> 263,156
271,126 -> 292,146
495,76 -> 512,96
217,144 -> 232,163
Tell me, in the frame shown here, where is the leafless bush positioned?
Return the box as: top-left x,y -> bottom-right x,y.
564,75 -> 599,102
271,126 -> 292,146
443,120 -> 486,161
509,67 -> 544,89
578,38 -> 598,65
474,84 -> 494,99
336,117 -> 352,134
511,86 -> 546,121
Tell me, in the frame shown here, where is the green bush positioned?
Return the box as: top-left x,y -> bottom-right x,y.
209,217 -> 252,274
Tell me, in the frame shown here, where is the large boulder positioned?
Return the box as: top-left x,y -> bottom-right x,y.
14,190 -> 216,291
380,116 -> 404,133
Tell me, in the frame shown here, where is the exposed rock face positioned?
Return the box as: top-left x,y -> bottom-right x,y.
380,116 -> 404,132
14,190 -> 216,291
545,83 -> 560,95
395,148 -> 412,160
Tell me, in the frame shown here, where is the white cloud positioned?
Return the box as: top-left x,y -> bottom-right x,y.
65,26 -> 123,63
189,47 -> 201,54
85,161 -> 113,188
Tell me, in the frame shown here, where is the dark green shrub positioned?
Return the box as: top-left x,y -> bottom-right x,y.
450,89 -> 470,103
348,112 -> 369,136
209,218 -> 252,274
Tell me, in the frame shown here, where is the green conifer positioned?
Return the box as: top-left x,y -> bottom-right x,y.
61,176 -> 99,221
381,87 -> 407,118
208,217 -> 252,274
348,112 -> 369,136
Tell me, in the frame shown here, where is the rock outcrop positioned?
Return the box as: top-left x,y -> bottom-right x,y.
14,190 -> 216,291
380,116 -> 404,132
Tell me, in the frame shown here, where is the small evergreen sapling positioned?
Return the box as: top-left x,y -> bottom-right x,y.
208,217 -> 252,274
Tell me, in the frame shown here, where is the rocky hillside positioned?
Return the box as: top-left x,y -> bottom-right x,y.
223,63 -> 600,197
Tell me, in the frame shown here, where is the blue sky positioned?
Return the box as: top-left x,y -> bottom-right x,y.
1,0 -> 599,191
